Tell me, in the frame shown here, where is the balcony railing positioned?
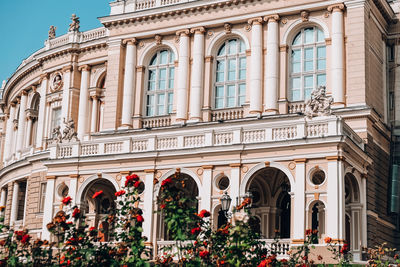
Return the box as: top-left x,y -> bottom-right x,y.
46,27 -> 108,50
110,0 -> 199,15
47,116 -> 364,160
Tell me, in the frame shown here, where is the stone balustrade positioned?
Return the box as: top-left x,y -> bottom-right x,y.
44,116 -> 364,160
46,27 -> 108,50
110,0 -> 199,15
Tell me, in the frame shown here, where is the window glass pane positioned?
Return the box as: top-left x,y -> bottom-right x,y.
304,75 -> 313,88
150,55 -> 157,66
317,74 -> 326,87
304,48 -> 314,60
292,77 -> 300,89
158,68 -> 166,90
317,59 -> 326,70
317,29 -> 324,42
215,98 -> 223,109
239,84 -> 246,96
168,67 -> 174,88
239,40 -> 245,53
228,59 -> 236,81
304,28 -> 314,44
292,32 -> 301,46
148,70 -> 156,91
292,90 -> 300,101
218,43 -> 226,56
228,39 -> 237,54
169,52 -> 175,63
216,86 -> 224,97
227,97 -> 235,107
239,96 -> 245,106
157,94 -> 165,115
146,95 -> 154,116
168,93 -> 173,113
160,50 -> 168,64
239,58 -> 246,80
227,85 -> 235,97
317,46 -> 326,58
158,94 -> 165,104
304,61 -> 313,72
292,49 -> 301,62
292,62 -> 301,73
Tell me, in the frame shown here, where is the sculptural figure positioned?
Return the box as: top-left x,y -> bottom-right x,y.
304,86 -> 333,118
48,26 -> 56,40
63,118 -> 79,142
52,126 -> 62,144
68,14 -> 80,32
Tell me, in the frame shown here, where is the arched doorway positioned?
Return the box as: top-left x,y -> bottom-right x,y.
307,200 -> 326,243
156,172 -> 199,241
80,179 -> 117,241
245,167 -> 291,239
345,173 -> 362,259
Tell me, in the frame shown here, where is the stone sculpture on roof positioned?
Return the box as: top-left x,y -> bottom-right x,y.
48,26 -> 56,40
68,14 -> 80,32
304,86 -> 333,118
62,118 -> 79,142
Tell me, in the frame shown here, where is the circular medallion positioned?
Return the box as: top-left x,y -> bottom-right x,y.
50,72 -> 63,92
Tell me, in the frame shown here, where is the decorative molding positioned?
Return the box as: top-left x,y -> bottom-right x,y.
120,171 -> 130,175
294,158 -> 307,163
265,161 -> 270,167
279,45 -> 288,52
144,169 -> 156,173
155,34 -> 162,45
136,65 -> 145,72
46,175 -> 56,180
281,18 -> 288,25
69,174 -> 79,179
176,29 -> 190,36
325,38 -> 332,45
205,56 -> 214,63
326,156 -> 345,161
78,64 -> 91,72
202,165 -> 214,170
300,10 -> 310,22
123,37 -> 137,46
224,23 -> 232,34
229,163 -> 241,168
247,17 -> 263,25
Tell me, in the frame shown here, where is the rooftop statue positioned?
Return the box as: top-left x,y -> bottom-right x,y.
304,86 -> 333,118
52,126 -> 62,144
68,14 -> 80,32
48,25 -> 56,40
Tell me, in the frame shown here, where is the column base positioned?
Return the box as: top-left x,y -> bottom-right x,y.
264,109 -> 279,115
118,124 -> 133,130
332,102 -> 345,109
187,117 -> 202,123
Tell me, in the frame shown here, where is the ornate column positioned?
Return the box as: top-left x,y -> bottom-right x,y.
77,65 -> 91,140
176,29 -> 190,121
189,27 -> 205,121
4,103 -> 16,161
61,66 -> 72,129
293,159 -> 306,243
90,96 -> 99,133
69,174 -> 79,207
10,181 -> 19,226
229,163 -> 241,211
328,4 -> 345,106
326,156 -> 345,241
121,38 -> 137,128
201,165 -> 213,212
248,18 -> 263,114
264,15 -> 280,114
16,91 -> 28,154
291,159 -> 307,243
41,176 -> 56,240
36,74 -> 48,149
143,169 -> 155,241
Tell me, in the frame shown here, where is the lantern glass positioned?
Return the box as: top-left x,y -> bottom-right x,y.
220,192 -> 232,212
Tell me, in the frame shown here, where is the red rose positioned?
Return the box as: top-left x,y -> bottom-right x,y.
133,181 -> 141,188
125,174 -> 139,187
324,237 -> 332,243
198,209 -> 211,218
21,234 -> 30,244
340,243 -> 349,254
89,227 -> 96,231
92,190 -> 103,199
199,250 -> 210,258
161,178 -> 173,186
72,208 -> 81,219
280,259 -> 288,263
305,229 -> 312,236
115,190 -> 126,197
136,215 -> 144,222
191,227 -> 201,235
62,196 -> 72,205
160,204 -> 166,209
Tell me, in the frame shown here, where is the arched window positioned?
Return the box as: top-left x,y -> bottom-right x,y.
214,38 -> 246,109
289,26 -> 326,101
146,50 -> 175,117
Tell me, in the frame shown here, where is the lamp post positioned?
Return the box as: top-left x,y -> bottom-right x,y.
220,191 -> 232,219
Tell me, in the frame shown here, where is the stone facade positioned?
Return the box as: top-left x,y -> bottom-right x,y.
0,0 -> 399,261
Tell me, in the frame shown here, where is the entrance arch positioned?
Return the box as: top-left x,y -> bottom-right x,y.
243,166 -> 292,239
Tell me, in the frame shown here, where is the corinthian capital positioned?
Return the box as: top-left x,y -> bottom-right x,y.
327,3 -> 345,13
264,14 -> 280,23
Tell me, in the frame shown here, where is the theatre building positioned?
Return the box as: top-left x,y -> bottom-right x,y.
0,0 -> 400,260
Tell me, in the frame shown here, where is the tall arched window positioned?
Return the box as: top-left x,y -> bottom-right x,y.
289,26 -> 326,101
214,38 -> 246,109
146,50 -> 175,117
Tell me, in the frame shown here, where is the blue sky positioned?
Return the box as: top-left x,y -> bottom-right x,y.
0,0 -> 110,83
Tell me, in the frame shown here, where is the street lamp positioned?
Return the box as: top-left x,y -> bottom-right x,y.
220,192 -> 232,219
